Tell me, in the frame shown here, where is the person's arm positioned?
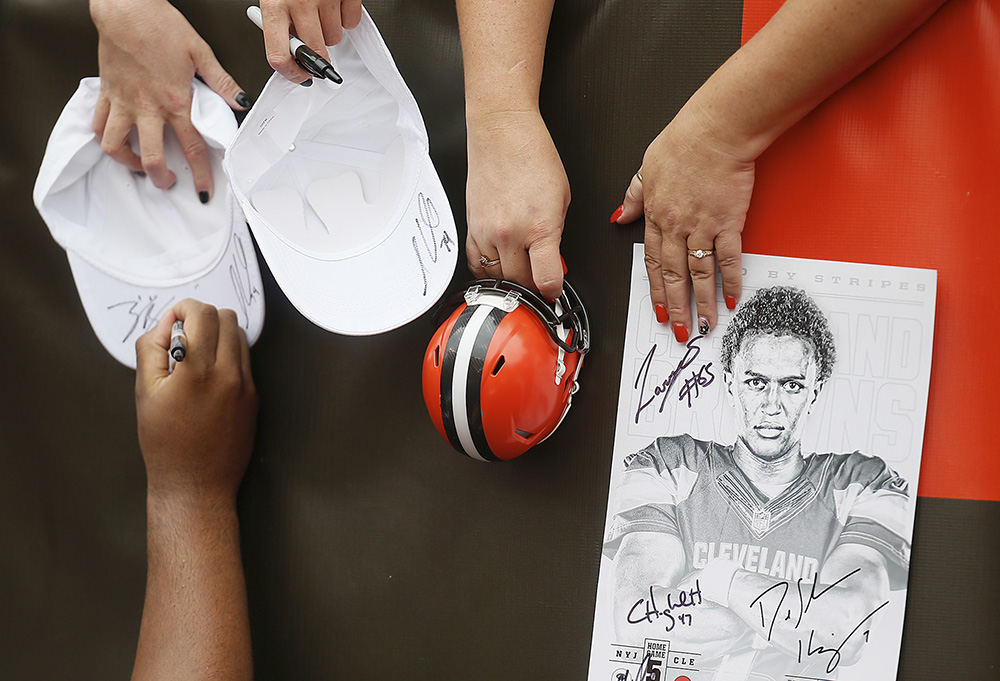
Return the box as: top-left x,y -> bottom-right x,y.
456,0 -> 568,300
696,542 -> 891,671
614,0 -> 947,342
613,533 -> 752,660
130,300 -> 258,681
89,0 -> 251,198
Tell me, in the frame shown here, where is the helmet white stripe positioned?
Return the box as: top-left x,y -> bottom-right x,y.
451,304 -> 495,461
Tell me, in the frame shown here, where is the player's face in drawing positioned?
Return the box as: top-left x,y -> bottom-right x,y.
727,333 -> 821,461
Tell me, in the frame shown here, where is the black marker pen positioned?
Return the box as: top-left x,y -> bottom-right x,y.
246,6 -> 343,84
169,320 -> 187,362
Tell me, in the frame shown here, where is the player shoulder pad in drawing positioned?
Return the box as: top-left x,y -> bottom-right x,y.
604,434 -> 722,556
817,450 -> 912,588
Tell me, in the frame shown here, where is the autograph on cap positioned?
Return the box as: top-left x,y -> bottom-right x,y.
411,193 -> 454,297
107,234 -> 261,345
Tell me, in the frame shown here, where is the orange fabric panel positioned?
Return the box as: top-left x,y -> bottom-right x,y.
739,0 -> 1000,500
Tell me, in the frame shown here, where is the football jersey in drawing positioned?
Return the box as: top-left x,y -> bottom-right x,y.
604,434 -> 911,680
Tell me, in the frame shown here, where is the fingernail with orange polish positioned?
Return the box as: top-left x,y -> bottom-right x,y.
725,295 -> 737,310
609,205 -> 623,223
673,323 -> 689,343
654,304 -> 668,324
560,255 -> 568,275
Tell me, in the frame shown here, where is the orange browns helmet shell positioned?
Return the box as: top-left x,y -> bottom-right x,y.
422,279 -> 590,461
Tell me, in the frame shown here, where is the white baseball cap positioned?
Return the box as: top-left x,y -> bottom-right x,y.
33,78 -> 265,368
225,8 -> 458,335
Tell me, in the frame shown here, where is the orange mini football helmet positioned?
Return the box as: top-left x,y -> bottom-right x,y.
422,278 -> 590,461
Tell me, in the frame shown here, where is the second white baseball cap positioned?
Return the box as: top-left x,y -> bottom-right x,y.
225,8 -> 458,336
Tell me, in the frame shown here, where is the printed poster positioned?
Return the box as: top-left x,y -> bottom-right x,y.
587,247 -> 936,681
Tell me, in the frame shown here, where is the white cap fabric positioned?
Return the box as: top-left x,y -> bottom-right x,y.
225,8 -> 458,335
33,78 -> 265,368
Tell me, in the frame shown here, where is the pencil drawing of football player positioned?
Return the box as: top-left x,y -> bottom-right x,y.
604,286 -> 911,679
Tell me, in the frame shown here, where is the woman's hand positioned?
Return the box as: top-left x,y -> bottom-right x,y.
613,103 -> 755,342
90,0 -> 250,200
610,0 -> 947,344
259,0 -> 363,84
465,110 -> 569,300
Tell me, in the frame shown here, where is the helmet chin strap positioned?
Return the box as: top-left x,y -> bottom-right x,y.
551,298 -> 585,393
541,302 -> 583,444
554,298 -> 568,385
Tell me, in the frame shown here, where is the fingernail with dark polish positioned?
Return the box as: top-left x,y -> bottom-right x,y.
199,191 -> 209,204
300,79 -> 313,88
673,323 -> 689,344
698,316 -> 710,335
134,171 -> 146,178
725,295 -> 737,310
236,91 -> 253,108
609,205 -> 623,223
654,304 -> 668,324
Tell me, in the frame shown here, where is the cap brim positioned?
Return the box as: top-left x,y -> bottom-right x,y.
67,220 -> 265,368
243,153 -> 457,335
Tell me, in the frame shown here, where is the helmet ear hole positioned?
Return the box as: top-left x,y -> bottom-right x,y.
491,355 -> 506,376
514,429 -> 535,439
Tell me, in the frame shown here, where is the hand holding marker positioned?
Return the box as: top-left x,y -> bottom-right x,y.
246,6 -> 343,85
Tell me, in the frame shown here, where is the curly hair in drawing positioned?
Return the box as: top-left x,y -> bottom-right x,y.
720,286 -> 836,383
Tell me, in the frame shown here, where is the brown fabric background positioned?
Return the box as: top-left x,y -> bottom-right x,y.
1,1 -> 997,679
